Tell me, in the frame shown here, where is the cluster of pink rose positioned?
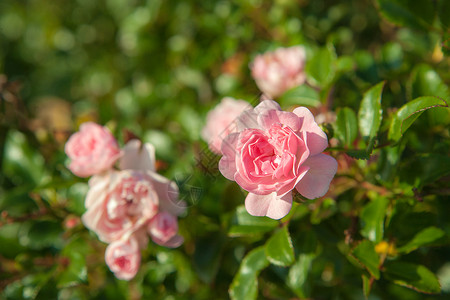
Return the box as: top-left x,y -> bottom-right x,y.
202,46 -> 338,219
65,123 -> 185,280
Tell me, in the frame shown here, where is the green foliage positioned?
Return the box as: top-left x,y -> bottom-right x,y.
1,0 -> 449,299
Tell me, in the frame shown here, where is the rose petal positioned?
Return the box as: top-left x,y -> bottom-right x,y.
245,192 -> 293,220
259,110 -> 301,132
292,107 -> 328,155
152,234 -> 184,248
218,133 -> 240,180
254,100 -> 281,114
295,154 -> 338,199
85,172 -> 114,208
145,171 -> 187,216
119,139 -> 156,172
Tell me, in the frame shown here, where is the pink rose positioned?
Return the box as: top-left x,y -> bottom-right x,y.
82,139 -> 186,243
105,237 -> 141,280
148,212 -> 183,248
219,100 -> 337,220
65,122 -> 121,177
82,170 -> 159,243
202,97 -> 251,154
250,46 -> 306,98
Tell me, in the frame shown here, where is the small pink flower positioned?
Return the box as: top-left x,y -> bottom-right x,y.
65,122 -> 121,177
202,97 -> 251,154
105,237 -> 141,280
148,212 -> 183,248
250,46 -> 306,98
219,100 -> 337,220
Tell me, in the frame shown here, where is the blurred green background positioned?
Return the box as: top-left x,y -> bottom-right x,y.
1,0 -> 450,299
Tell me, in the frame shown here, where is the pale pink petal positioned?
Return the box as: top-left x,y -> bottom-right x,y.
245,192 -> 293,220
254,100 -> 281,114
295,154 -> 338,199
259,110 -> 301,132
237,109 -> 260,131
218,133 -> 240,180
145,171 -> 187,216
292,107 -> 328,155
119,139 -> 155,172
152,234 -> 184,248
85,172 -> 114,208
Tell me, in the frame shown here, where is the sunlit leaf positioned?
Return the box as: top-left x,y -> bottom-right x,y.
358,81 -> 385,142
265,226 -> 295,267
388,96 -> 448,142
278,85 -> 320,107
360,196 -> 388,243
397,227 -> 448,254
351,240 -> 380,279
229,246 -> 269,300
336,107 -> 358,147
228,205 -> 278,237
306,45 -> 336,87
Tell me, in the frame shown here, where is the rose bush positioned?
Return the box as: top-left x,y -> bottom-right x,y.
219,100 -> 337,219
250,46 -> 307,98
202,97 -> 251,154
64,122 -> 121,177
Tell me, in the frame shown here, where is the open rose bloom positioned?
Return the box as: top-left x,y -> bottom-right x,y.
250,46 -> 307,99
219,100 -> 337,220
65,122 -> 121,177
202,97 -> 251,154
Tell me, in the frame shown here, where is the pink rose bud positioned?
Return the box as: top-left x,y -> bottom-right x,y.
219,100 -> 337,220
148,212 -> 183,248
65,122 -> 121,177
82,170 -> 159,243
105,237 -> 141,280
250,46 -> 306,98
202,97 -> 251,154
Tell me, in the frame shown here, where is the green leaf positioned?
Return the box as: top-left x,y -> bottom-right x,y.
228,205 -> 279,237
358,81 -> 385,142
351,240 -> 380,279
384,261 -> 441,294
57,252 -> 88,288
306,45 -> 336,87
397,226 -> 448,254
265,226 -> 295,267
229,247 -> 269,300
362,274 -> 371,299
409,64 -> 449,100
388,96 -> 448,142
278,85 -> 320,107
0,223 -> 25,259
287,254 -> 315,298
3,130 -> 47,186
345,149 -> 371,160
376,0 -> 435,31
360,196 -> 389,243
336,107 -> 358,147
